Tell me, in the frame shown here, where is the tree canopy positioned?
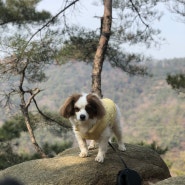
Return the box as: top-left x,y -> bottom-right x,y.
0,0 -> 51,26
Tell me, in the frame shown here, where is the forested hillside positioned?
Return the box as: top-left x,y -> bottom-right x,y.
1,58 -> 185,175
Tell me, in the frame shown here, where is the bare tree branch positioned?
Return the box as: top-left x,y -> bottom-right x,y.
19,61 -> 28,93
32,97 -> 71,129
129,0 -> 149,28
25,88 -> 41,109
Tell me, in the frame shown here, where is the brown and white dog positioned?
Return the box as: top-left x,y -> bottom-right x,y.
59,93 -> 126,163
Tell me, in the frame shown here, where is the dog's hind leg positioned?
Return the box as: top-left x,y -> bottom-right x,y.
112,106 -> 126,151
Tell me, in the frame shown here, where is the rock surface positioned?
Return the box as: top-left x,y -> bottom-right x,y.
0,143 -> 171,185
154,176 -> 185,185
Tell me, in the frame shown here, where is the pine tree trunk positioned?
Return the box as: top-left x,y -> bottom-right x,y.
91,0 -> 112,98
20,106 -> 47,158
24,109 -> 47,158
19,89 -> 47,158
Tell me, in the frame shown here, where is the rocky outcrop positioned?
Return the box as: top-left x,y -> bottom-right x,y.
0,143 -> 170,185
154,176 -> 185,185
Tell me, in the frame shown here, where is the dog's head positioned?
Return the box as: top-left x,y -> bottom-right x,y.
59,93 -> 105,122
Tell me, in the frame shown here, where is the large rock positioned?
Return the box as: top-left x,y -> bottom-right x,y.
0,143 -> 170,185
155,176 -> 185,185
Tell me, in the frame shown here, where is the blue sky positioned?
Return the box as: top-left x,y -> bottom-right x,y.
38,0 -> 185,60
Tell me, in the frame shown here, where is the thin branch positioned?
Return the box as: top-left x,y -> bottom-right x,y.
0,89 -> 17,108
129,0 -> 149,28
19,0 -> 80,60
19,61 -> 28,93
32,96 -> 71,129
25,88 -> 41,108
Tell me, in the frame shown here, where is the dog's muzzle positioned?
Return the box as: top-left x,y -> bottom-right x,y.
80,114 -> 86,121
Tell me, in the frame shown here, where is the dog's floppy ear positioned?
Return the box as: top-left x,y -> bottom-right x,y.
87,93 -> 106,119
59,94 -> 81,118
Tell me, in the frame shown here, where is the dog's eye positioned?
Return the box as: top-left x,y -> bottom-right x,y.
74,107 -> 80,112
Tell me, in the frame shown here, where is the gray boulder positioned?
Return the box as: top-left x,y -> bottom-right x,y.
0,143 -> 171,185
154,176 -> 185,185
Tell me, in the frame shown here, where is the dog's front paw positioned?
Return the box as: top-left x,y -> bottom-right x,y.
79,151 -> 89,158
118,144 -> 126,151
95,154 -> 104,163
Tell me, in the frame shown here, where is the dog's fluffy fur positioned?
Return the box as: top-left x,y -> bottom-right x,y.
59,93 -> 126,163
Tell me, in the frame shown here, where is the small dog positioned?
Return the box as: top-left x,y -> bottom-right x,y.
59,93 -> 126,163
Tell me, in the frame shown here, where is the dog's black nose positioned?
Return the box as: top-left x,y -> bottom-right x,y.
80,114 -> 86,121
